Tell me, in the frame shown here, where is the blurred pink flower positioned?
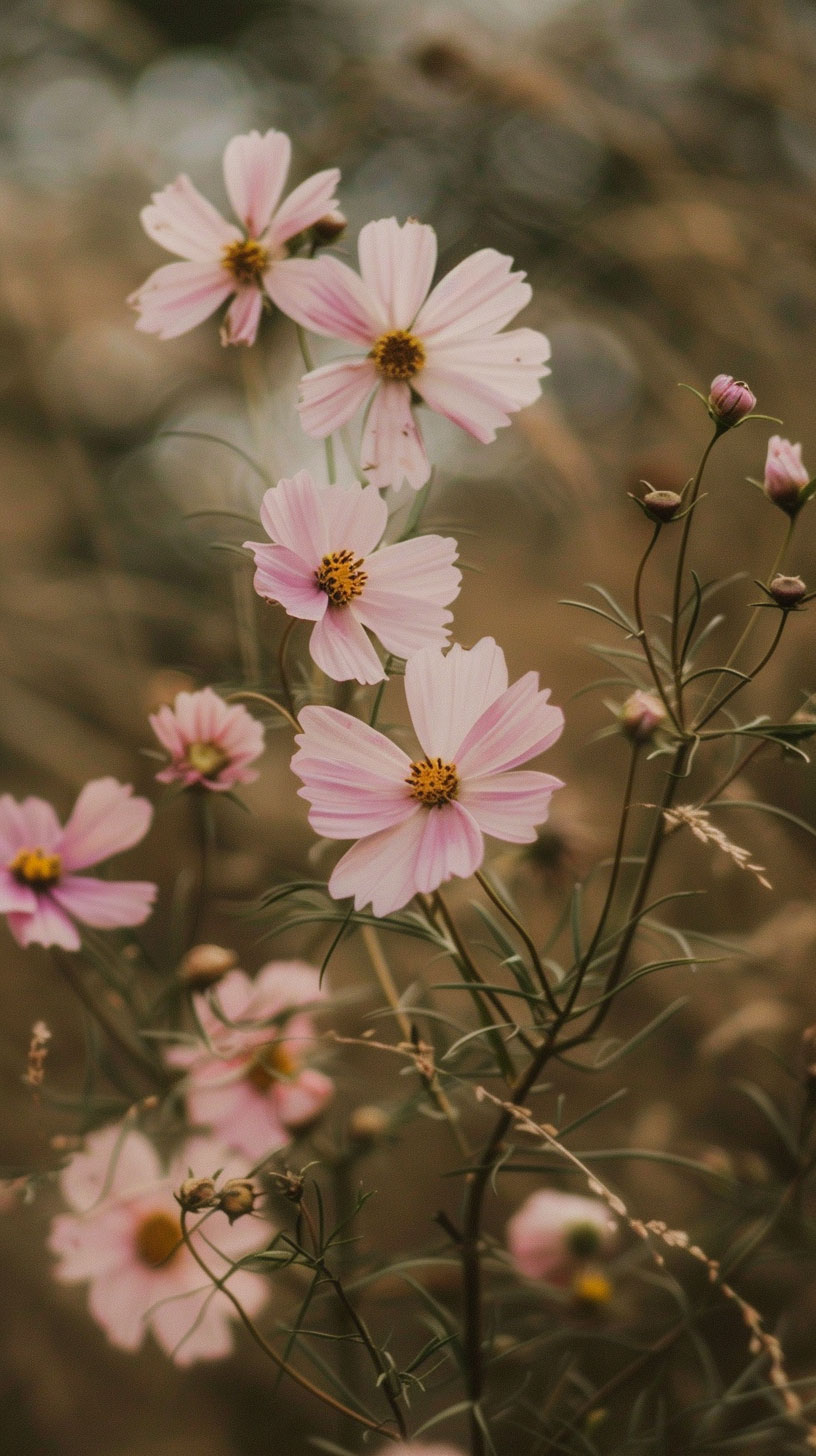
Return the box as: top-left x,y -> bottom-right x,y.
129,129 -> 341,346
49,1125 -> 268,1363
763,435 -> 810,514
377,1447 -> 465,1456
506,1189 -> 617,1284
149,687 -> 264,792
0,778 -> 156,952
167,961 -> 334,1160
244,471 -> 461,683
291,637 -> 564,916
280,217 -> 550,489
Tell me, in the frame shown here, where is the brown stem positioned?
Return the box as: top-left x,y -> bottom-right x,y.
474,870 -> 559,1017
670,429 -> 721,724
179,1211 -> 398,1439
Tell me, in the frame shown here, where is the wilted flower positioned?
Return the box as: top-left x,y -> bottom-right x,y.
175,1176 -> 217,1212
506,1189 -> 617,1284
763,436 -> 810,514
291,637 -> 564,916
218,1178 -> 257,1223
619,690 -> 667,743
166,961 -> 334,1160
149,687 -> 264,792
244,471 -> 461,683
281,216 -> 550,489
708,374 -> 756,426
129,129 -> 340,346
768,574 -> 808,610
0,779 -> 156,951
641,489 -> 682,523
49,1126 -> 269,1363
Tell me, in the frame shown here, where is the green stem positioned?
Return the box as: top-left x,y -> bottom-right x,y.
633,524 -> 681,729
670,429 -> 721,724
53,950 -> 168,1089
693,612 -> 788,733
474,869 -> 559,1016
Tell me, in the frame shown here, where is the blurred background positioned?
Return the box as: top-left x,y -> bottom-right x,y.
4,0 -> 816,1452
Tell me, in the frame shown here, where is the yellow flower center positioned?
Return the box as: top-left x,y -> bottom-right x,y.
572,1269 -> 613,1308
406,757 -> 459,807
134,1210 -> 183,1268
315,550 -> 368,606
186,741 -> 230,778
222,238 -> 270,286
9,848 -> 62,889
370,329 -> 426,382
245,1041 -> 297,1093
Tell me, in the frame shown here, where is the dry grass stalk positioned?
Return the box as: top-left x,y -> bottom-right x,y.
662,804 -> 772,889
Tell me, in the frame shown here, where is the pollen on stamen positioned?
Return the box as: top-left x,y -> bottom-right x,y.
9,848 -> 62,889
221,238 -> 270,286
370,329 -> 426,382
406,757 -> 459,806
245,1042 -> 297,1093
134,1210 -> 183,1269
315,549 -> 368,606
186,741 -> 231,778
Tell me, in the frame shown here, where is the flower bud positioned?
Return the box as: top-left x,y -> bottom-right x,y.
642,489 -> 682,523
708,374 -> 756,426
178,943 -> 238,990
619,690 -> 666,744
349,1104 -> 391,1144
218,1178 -> 257,1223
175,1176 -> 217,1212
768,574 -> 807,610
763,436 -> 810,514
311,210 -> 347,245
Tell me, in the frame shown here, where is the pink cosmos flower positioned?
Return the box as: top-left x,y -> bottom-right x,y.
129,129 -> 341,346
291,637 -> 564,916
763,435 -> 810,514
278,216 -> 551,489
243,470 -> 461,684
167,961 -> 334,1160
49,1125 -> 268,1363
506,1190 -> 618,1284
0,778 -> 156,952
149,687 -> 265,792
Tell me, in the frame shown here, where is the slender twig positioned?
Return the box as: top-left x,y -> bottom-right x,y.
693,612 -> 788,732
429,891 -> 538,1055
179,1212 -> 398,1438
670,429 -> 721,723
632,523 -> 681,729
226,688 -> 299,732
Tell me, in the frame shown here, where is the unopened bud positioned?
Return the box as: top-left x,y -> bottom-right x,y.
619,690 -> 666,744
271,1169 -> 305,1203
763,436 -> 810,514
311,210 -> 347,245
642,489 -> 682,523
349,1105 -> 391,1144
708,373 -> 756,426
179,944 -> 238,990
768,574 -> 807,609
175,1176 -> 217,1212
218,1178 -> 257,1223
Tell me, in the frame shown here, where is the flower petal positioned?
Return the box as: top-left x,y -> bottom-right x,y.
223,129 -> 290,236
415,248 -> 532,344
274,1067 -> 334,1128
140,175 -> 240,260
328,811 -> 428,915
59,778 -> 153,872
266,167 -> 341,247
353,589 -> 452,658
292,705 -> 414,838
298,356 -> 377,438
413,801 -> 484,894
361,381 -> 429,491
427,327 -> 551,407
220,287 -> 264,347
363,534 -> 461,605
404,638 -> 509,761
357,217 -> 437,329
129,261 -> 233,341
0,794 -> 62,855
460,769 -> 563,843
0,868 -> 37,914
7,899 -> 80,951
245,542 -> 328,620
267,255 -> 384,342
60,1125 -> 162,1210
320,479 -> 388,557
51,876 -> 157,929
456,675 -> 564,778
258,471 -> 328,561
309,606 -> 386,684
